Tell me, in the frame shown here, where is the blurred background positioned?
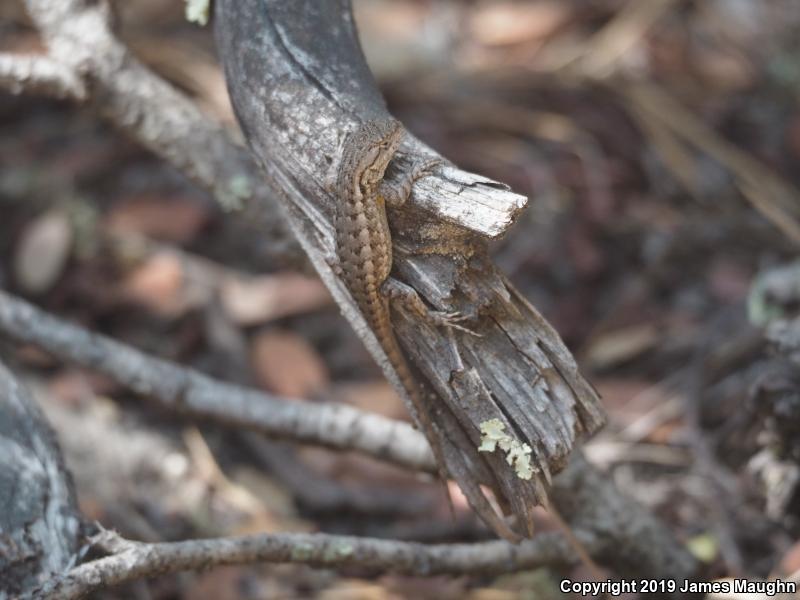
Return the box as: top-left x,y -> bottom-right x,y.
2,0 -> 800,597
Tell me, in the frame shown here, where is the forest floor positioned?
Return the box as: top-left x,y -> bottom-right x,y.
2,0 -> 800,597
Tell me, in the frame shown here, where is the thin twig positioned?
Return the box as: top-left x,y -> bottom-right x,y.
0,53 -> 86,99
0,289 -> 435,473
11,0 -> 296,255
31,530 -> 576,599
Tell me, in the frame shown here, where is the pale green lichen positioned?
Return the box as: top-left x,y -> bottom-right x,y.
217,174 -> 251,212
322,542 -> 354,562
478,418 -> 534,480
290,542 -> 314,561
478,418 -> 507,452
506,441 -> 534,480
686,533 -> 718,563
185,0 -> 210,26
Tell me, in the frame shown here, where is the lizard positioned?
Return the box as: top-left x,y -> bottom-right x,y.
331,119 -> 603,552
332,118 -> 464,485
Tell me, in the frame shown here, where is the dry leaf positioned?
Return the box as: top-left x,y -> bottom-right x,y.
467,590 -> 520,600
694,47 -> 754,91
594,378 -> 672,428
13,209 -> 72,293
221,273 -> 331,325
469,2 -> 569,47
15,344 -> 58,368
250,329 -> 329,397
48,370 -> 117,407
335,381 -> 406,419
106,194 -> 210,243
779,539 -> 800,575
585,324 -> 659,370
319,580 -> 398,600
121,251 -> 186,316
182,566 -> 253,600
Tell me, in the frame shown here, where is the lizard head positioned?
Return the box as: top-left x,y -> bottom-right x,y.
354,119 -> 404,194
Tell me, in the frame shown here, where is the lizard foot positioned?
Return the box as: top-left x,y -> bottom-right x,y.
382,277 -> 480,336
380,156 -> 443,208
422,309 -> 477,334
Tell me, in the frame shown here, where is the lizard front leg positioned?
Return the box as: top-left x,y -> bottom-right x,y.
380,157 -> 441,208
382,278 -> 477,334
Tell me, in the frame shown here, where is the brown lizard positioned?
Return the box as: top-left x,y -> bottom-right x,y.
333,118 -> 461,482
331,119 -> 602,553
332,119 -> 534,543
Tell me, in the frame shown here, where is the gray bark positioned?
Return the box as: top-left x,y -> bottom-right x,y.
0,360 -> 81,598
33,530 -> 576,599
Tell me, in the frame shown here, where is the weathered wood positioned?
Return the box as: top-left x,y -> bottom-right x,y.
214,0 -> 605,536
0,360 -> 81,598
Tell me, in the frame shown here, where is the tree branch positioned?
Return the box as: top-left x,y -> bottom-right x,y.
0,289 -> 434,473
31,529 -> 574,600
0,53 -> 85,99
14,0 -> 297,260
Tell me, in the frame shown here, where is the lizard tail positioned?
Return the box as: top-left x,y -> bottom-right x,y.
373,317 -> 451,476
